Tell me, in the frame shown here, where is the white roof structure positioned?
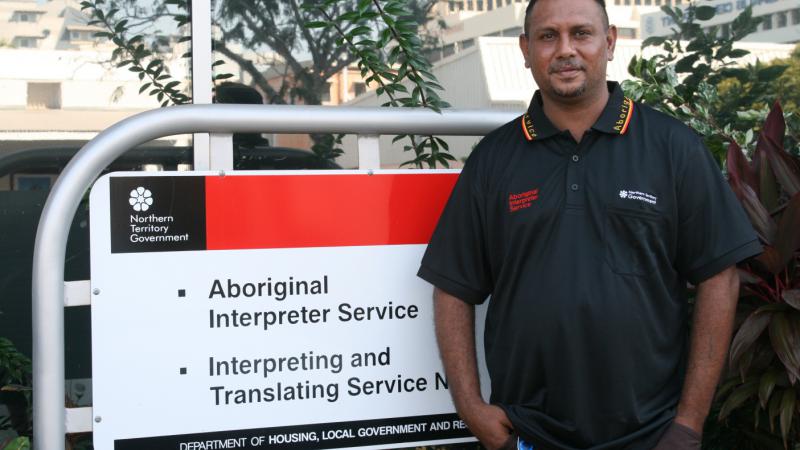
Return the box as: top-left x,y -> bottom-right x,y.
339,36 -> 794,168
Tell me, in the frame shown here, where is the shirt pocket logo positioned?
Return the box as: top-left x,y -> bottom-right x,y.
508,188 -> 539,213
604,207 -> 664,276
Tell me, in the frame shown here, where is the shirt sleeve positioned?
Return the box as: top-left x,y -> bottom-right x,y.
417,150 -> 492,304
674,133 -> 762,284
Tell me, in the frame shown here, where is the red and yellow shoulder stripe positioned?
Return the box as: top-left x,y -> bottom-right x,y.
614,97 -> 634,135
521,113 -> 536,141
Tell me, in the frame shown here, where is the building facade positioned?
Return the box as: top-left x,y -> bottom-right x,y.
641,0 -> 800,43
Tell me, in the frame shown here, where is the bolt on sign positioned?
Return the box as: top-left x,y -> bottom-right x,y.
89,170 -> 489,450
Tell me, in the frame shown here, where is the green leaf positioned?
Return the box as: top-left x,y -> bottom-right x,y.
305,21 -> 329,29
2,436 -> 31,450
730,307 -> 772,371
212,60 -> 225,67
759,369 -> 780,408
779,388 -> 795,447
758,65 -> 788,82
214,73 -> 234,80
675,54 -> 699,73
138,82 -> 151,94
349,26 -> 371,37
758,154 -> 780,212
783,290 -> 800,311
730,180 -> 776,243
694,5 -> 716,21
768,388 -> 782,432
641,36 -> 667,48
164,81 -> 180,90
773,194 -> 800,270
114,19 -> 128,33
719,380 -> 758,420
768,312 -> 800,384
728,48 -> 750,59
758,103 -> 800,196
146,59 -> 161,71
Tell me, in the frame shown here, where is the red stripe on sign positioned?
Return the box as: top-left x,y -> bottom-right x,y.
205,173 -> 459,250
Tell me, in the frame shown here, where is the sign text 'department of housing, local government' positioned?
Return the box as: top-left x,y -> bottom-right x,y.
89,170 -> 488,450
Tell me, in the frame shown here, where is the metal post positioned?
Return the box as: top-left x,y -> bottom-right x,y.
33,104 -> 515,450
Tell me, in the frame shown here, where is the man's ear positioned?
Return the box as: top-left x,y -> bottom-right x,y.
519,33 -> 531,68
606,25 -> 618,61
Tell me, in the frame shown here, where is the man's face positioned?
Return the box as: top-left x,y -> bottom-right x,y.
519,0 -> 617,102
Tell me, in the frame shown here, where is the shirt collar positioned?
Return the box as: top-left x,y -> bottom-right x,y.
520,81 -> 635,142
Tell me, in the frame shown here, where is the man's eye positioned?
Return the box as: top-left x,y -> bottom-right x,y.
540,33 -> 555,40
575,30 -> 591,37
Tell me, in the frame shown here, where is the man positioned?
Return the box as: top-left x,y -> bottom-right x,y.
416,0 -> 762,448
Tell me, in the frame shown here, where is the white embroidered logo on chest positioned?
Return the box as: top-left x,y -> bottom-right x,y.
619,189 -> 657,205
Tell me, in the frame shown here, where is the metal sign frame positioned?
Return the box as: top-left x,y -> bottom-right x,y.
31,104 -> 515,449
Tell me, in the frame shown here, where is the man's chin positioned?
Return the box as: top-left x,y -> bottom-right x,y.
552,83 -> 587,98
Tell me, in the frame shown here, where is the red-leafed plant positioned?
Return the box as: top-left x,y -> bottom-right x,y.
719,102 -> 800,448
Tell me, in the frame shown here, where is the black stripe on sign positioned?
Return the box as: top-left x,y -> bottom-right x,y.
114,413 -> 473,450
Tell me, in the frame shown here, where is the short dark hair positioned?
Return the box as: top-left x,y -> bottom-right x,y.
523,0 -> 609,36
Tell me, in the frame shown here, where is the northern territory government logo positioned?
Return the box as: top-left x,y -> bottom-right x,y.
619,189 -> 657,205
109,176 -> 206,253
129,186 -> 153,212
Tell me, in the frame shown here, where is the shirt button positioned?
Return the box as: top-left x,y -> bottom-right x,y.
572,154 -> 580,162
571,184 -> 579,191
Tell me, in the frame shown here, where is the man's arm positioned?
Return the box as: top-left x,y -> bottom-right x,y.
674,265 -> 740,434
434,287 -> 514,450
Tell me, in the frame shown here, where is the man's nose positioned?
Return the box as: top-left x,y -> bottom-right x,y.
555,34 -> 577,58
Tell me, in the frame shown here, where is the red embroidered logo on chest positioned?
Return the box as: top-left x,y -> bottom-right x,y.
509,188 -> 539,212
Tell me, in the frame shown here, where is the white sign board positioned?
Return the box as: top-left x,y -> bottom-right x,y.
89,170 -> 489,450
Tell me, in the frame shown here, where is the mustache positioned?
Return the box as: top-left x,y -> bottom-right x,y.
549,61 -> 585,73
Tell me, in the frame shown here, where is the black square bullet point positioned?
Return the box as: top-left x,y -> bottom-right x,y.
178,289 -> 186,297
179,367 -> 187,375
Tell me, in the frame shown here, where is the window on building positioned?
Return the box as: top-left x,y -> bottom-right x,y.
13,37 -> 38,48
777,11 -> 788,28
635,0 -> 641,4
461,38 -> 475,49
443,43 -> 455,58
12,11 -> 39,23
352,82 -> 366,97
762,14 -> 772,31
791,9 -> 800,25
26,83 -> 62,110
477,0 -> 483,10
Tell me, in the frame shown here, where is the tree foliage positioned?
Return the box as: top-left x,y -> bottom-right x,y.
624,4 -> 800,448
80,0 -> 451,165
303,0 -> 453,168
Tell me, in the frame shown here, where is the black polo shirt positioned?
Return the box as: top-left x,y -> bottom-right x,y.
418,82 -> 761,450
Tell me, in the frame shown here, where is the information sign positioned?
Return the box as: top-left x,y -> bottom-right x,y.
89,170 -> 488,450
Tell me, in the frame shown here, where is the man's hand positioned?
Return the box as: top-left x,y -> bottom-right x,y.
433,288 -> 515,450
460,401 -> 515,450
652,421 -> 701,450
665,265 -> 739,447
